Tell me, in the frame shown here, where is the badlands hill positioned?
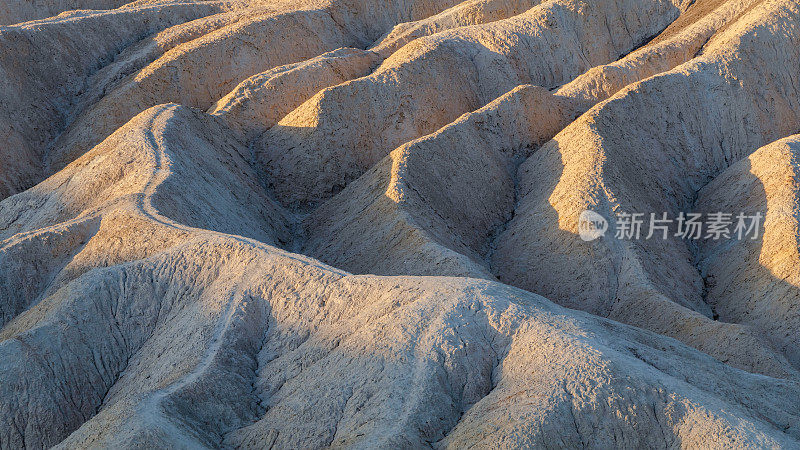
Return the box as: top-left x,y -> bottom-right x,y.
0,0 -> 799,447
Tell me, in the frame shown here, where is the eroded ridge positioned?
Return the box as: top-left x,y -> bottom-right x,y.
1,0 -> 799,447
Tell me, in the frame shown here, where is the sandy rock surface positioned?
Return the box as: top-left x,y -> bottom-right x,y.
1,0 -> 799,447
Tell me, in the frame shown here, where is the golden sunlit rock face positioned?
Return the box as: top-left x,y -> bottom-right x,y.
1,0 -> 799,447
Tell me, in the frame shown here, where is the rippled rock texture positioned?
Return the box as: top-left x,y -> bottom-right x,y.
1,0 -> 799,447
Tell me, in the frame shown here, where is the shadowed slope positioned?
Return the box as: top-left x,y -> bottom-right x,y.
1,0 -> 800,446
0,0 -> 129,25
0,1 -> 226,199
301,85 -> 582,277
0,104 -> 290,329
492,0 -> 800,375
695,135 -> 800,367
259,0 -> 691,207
